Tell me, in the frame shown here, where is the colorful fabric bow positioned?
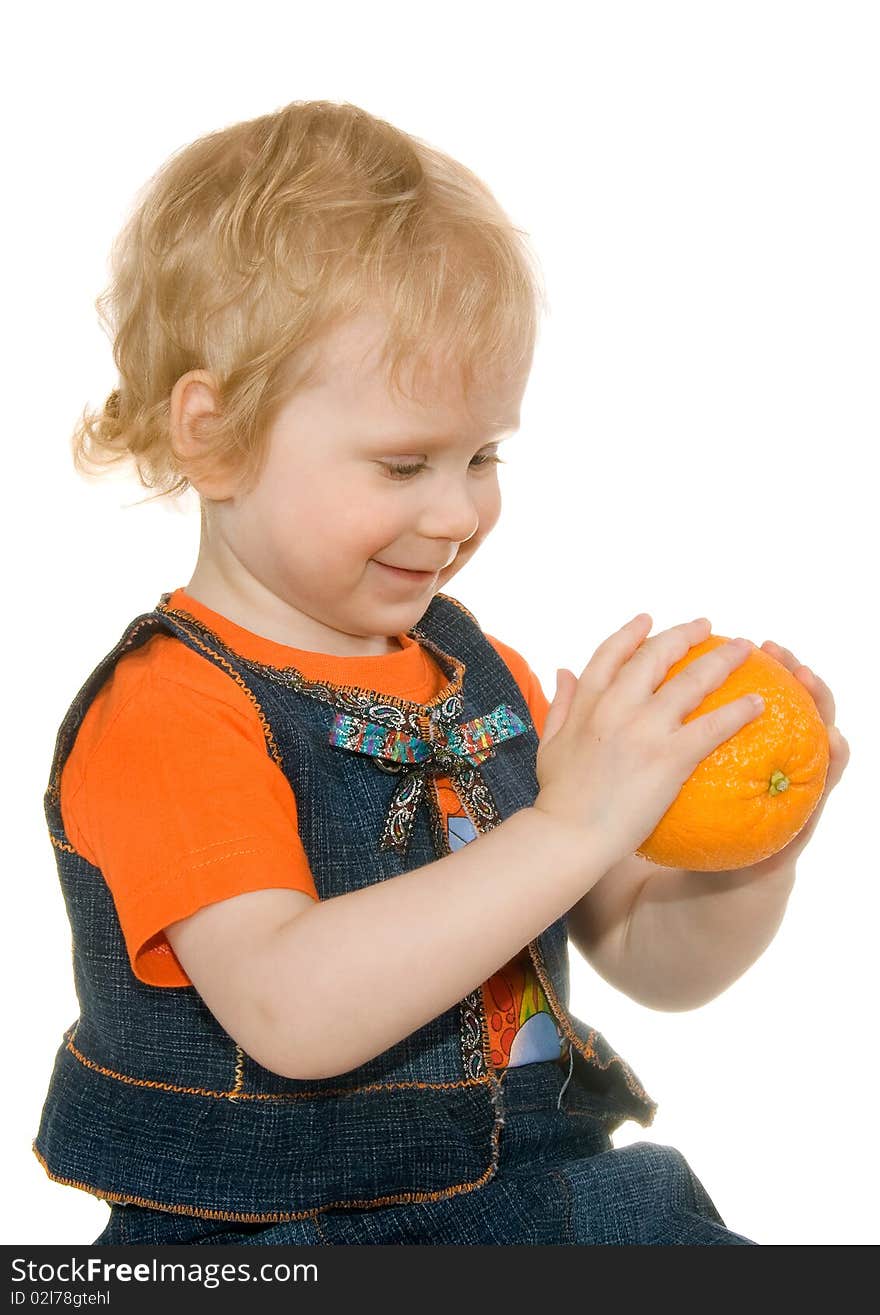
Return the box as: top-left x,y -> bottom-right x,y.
327,702 -> 528,855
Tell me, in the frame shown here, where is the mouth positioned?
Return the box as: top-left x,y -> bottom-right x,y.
372,560 -> 439,584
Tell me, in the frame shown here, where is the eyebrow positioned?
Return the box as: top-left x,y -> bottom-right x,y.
363,426 -> 518,451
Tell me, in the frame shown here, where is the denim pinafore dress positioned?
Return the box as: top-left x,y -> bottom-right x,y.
35,590 -> 757,1245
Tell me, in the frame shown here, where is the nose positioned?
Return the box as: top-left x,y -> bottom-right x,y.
415,471 -> 482,546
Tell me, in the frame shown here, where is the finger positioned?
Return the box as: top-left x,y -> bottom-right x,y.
612,616 -> 713,701
679,681 -> 765,761
539,668 -> 579,748
760,639 -> 798,666
656,636 -> 757,725
576,612 -> 654,692
762,640 -> 836,723
804,672 -> 836,724
762,638 -> 811,679
828,724 -> 850,767
568,614 -> 656,737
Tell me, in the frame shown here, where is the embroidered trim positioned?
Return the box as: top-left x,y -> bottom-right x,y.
331,704 -> 525,848
152,593 -> 531,864
461,987 -> 490,1080
447,763 -> 511,1083
424,779 -> 451,864
41,589 -> 588,1218
328,703 -> 525,767
155,593 -> 467,716
364,717 -> 523,858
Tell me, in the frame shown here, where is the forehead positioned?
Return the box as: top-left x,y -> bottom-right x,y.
306,308 -> 526,435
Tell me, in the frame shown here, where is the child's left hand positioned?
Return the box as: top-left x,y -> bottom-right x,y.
742,639 -> 850,878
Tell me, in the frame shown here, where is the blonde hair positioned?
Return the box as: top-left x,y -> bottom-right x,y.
73,98 -> 548,504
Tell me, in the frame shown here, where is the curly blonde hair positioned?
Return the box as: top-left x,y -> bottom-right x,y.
72,98 -> 548,505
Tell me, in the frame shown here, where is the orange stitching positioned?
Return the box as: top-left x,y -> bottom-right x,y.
478,980 -> 495,1079
62,1027 -> 496,1102
436,592 -> 480,627
32,1113 -> 505,1223
45,615 -> 176,810
125,846 -> 289,897
526,943 -> 658,1121
152,609 -> 283,768
229,1046 -> 245,1101
38,593 -> 529,1220
149,835 -> 266,860
43,594 -> 472,851
49,835 -> 77,855
158,601 -> 466,715
31,1144 -> 321,1223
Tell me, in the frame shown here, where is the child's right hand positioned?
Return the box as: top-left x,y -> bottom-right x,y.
534,615 -> 762,865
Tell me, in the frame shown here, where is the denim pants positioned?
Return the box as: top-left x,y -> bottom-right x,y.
93,1059 -> 758,1246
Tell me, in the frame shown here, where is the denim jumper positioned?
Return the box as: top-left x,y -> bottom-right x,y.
34,591 -> 757,1245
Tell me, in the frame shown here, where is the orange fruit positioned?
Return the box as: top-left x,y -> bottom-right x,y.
635,634 -> 830,871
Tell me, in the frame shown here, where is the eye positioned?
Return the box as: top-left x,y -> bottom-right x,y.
381,453 -> 506,481
383,461 -> 425,480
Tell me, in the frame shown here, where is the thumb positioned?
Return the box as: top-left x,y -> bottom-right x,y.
540,668 -> 578,746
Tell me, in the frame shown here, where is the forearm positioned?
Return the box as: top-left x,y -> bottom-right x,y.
262,808 -> 614,1079
619,861 -> 797,1011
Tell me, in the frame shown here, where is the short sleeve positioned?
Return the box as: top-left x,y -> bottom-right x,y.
61,669 -> 318,988
483,633 -> 551,739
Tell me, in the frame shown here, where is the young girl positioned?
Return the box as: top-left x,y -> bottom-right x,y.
33,98 -> 775,1246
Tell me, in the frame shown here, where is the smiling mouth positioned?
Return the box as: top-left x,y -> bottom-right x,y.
373,561 -> 439,580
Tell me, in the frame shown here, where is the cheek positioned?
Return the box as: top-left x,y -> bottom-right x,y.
273,465 -> 365,542
442,485 -> 501,575
332,496 -> 398,547
475,483 -> 502,536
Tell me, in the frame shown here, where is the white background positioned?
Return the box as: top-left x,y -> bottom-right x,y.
5,0 -> 877,1246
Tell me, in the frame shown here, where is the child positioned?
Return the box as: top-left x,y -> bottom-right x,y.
34,98 -> 761,1245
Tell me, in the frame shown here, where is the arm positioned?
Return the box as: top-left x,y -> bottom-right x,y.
168,806 -> 616,1081
567,851 -> 797,1011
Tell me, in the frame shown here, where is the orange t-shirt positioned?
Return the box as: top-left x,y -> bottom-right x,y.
60,588 -> 561,1069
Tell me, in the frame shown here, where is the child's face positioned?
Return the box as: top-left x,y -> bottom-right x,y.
188,308 -> 526,656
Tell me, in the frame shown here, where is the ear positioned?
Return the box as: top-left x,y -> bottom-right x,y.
170,369 -> 238,499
